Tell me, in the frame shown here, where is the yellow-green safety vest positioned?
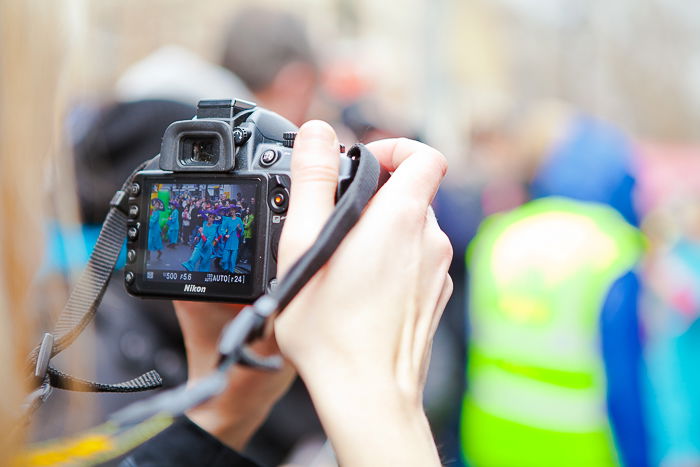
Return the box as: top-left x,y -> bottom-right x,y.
461,197 -> 643,467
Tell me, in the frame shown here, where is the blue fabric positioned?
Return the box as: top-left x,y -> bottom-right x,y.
531,116 -> 647,465
42,223 -> 126,277
221,248 -> 239,273
148,211 -> 164,251
601,272 -> 649,467
219,216 -> 244,251
644,239 -> 700,465
182,222 -> 219,272
530,116 -> 639,227
167,208 -> 179,244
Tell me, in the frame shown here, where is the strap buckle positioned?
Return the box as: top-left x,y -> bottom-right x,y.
34,333 -> 54,381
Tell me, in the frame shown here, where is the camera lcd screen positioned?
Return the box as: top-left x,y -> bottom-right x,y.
144,181 -> 258,294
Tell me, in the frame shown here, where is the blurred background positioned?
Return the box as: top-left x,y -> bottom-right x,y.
35,0 -> 700,465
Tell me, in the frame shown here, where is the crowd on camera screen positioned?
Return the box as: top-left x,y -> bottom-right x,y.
147,184 -> 257,272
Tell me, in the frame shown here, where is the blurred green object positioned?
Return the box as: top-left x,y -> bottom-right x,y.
158,189 -> 171,230
461,197 -> 643,466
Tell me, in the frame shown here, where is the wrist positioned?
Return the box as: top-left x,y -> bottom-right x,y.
186,398 -> 271,451
300,370 -> 439,466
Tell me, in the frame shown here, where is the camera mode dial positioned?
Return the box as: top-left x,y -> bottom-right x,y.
232,127 -> 251,145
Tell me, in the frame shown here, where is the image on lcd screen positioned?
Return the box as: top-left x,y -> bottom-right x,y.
145,182 -> 257,285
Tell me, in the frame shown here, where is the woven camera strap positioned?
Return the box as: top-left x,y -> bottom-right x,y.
24,160 -> 162,415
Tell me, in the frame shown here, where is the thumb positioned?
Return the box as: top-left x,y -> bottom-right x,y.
279,120 -> 339,275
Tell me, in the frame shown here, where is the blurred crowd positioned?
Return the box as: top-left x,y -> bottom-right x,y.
36,1 -> 700,466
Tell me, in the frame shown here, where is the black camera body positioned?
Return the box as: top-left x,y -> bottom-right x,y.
124,99 -> 357,303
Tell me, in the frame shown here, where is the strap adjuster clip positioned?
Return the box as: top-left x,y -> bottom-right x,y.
34,333 -> 54,380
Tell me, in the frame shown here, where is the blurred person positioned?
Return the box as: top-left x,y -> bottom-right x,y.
461,99 -> 649,466
219,206 -> 244,274
147,198 -> 165,262
167,201 -> 180,247
116,7 -> 318,127
242,208 -> 255,264
52,99 -> 196,439
64,6 -> 324,464
182,213 -> 220,273
3,5 -> 454,466
219,7 -> 318,126
643,199 -> 700,465
4,27 -> 454,462
472,99 -> 638,225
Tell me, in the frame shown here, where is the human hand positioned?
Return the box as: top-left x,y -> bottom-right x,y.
174,301 -> 295,451
274,121 -> 451,465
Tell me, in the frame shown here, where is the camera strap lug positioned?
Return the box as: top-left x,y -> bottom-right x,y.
109,189 -> 129,216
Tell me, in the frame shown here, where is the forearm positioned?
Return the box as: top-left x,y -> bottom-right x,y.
303,370 -> 441,467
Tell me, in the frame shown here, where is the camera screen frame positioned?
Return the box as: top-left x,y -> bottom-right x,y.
126,173 -> 267,302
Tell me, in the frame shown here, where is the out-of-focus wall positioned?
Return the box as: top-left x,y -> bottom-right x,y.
80,0 -> 700,172
448,0 -> 700,141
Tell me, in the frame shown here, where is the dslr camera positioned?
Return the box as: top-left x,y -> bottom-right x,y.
124,99 -> 358,303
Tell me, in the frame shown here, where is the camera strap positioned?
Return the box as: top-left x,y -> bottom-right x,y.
25,162 -> 163,414
109,143 -> 387,426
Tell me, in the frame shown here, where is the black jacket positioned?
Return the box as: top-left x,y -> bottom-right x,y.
120,417 -> 261,467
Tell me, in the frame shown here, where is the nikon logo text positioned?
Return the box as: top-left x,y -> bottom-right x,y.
184,284 -> 206,293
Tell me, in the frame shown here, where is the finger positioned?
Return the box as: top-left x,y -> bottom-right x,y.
412,210 -> 452,367
417,274 -> 453,387
174,301 -> 245,376
366,138 -> 447,212
281,120 -> 340,272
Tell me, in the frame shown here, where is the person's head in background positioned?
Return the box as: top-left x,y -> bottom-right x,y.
220,7 -> 319,125
470,97 -> 574,185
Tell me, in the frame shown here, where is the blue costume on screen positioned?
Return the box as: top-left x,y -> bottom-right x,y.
148,210 -> 163,251
167,208 -> 179,244
182,221 -> 219,272
219,215 -> 244,273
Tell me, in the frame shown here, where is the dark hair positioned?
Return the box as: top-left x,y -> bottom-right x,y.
220,7 -> 317,92
73,100 -> 195,224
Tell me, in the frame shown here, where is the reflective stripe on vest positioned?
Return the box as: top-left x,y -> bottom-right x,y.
461,197 -> 643,467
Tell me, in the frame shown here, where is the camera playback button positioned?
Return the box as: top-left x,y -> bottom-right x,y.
260,149 -> 279,167
127,225 -> 139,241
125,271 -> 135,285
129,182 -> 141,197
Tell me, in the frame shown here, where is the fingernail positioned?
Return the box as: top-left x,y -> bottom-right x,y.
297,120 -> 336,146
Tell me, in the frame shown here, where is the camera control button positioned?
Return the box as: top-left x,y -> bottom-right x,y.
128,205 -> 139,218
268,278 -> 278,292
232,127 -> 251,145
125,271 -> 135,285
269,188 -> 289,213
127,249 -> 137,264
129,183 -> 141,196
127,226 -> 139,241
282,132 -> 297,148
260,149 -> 279,167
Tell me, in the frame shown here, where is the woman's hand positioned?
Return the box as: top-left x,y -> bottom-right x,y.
275,121 -> 452,466
174,301 -> 295,451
